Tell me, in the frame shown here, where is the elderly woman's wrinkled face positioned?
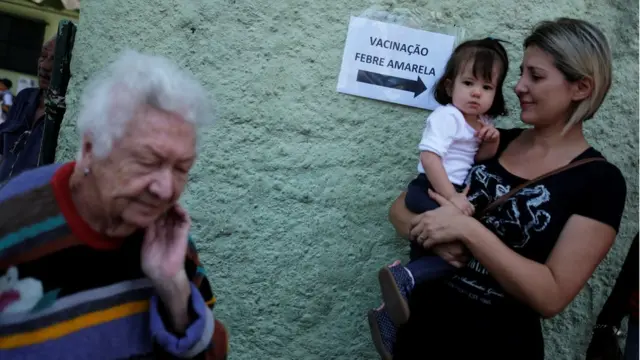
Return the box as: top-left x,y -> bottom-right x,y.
514,46 -> 578,127
90,106 -> 196,229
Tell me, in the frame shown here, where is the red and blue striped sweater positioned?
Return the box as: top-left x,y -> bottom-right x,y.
0,161 -> 228,359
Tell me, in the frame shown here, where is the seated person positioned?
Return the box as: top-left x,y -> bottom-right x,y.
0,38 -> 54,182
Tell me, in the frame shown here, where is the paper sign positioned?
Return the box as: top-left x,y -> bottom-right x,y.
336,16 -> 456,110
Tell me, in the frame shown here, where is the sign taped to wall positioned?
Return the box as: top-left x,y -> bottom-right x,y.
336,16 -> 456,110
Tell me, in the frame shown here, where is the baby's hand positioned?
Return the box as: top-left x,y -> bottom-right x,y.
476,124 -> 500,143
448,193 -> 475,216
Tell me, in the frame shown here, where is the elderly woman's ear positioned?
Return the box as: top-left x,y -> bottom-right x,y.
77,134 -> 93,164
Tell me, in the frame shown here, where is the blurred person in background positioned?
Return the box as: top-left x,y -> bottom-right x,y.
0,78 -> 13,124
0,37 -> 55,181
586,233 -> 638,360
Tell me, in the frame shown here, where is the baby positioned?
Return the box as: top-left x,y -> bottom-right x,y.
369,37 -> 510,360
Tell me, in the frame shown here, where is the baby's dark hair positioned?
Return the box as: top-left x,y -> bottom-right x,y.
433,38 -> 510,117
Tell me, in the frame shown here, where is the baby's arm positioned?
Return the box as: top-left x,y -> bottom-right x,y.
421,151 -> 458,200
475,124 -> 500,162
422,153 -> 474,216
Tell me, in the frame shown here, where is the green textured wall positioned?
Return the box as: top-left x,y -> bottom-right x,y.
56,1 -> 638,359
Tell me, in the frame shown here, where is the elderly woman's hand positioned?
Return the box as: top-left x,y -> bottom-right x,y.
141,204 -> 191,283
410,188 -> 471,250
142,204 -> 193,332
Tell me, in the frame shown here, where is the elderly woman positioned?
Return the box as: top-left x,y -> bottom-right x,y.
371,18 -> 628,359
0,50 -> 228,359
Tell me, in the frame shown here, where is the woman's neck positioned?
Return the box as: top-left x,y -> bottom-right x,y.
68,168 -> 136,238
523,121 -> 590,163
528,122 -> 587,148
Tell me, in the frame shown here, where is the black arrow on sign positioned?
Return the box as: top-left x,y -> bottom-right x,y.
356,70 -> 427,98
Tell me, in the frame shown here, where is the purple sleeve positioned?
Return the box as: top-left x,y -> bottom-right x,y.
149,282 -> 215,358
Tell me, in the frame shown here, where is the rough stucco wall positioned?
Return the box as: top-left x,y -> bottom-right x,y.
56,0 -> 638,359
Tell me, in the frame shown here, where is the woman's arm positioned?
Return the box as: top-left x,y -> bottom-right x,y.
456,214 -> 617,318
389,192 -> 468,267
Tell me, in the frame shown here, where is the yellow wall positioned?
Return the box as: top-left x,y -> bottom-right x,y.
0,0 -> 79,94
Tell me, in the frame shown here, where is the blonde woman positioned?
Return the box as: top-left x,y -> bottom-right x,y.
371,18 -> 628,359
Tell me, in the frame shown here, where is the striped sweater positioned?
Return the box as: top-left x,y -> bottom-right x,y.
0,161 -> 228,359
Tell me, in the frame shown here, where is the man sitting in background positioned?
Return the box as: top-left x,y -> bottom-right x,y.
0,38 -> 55,181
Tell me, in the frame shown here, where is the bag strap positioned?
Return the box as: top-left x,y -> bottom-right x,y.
474,157 -> 607,219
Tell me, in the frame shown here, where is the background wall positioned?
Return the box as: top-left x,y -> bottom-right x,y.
0,0 -> 79,93
55,0 -> 639,359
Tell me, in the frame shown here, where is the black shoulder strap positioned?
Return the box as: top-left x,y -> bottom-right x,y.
474,157 -> 607,219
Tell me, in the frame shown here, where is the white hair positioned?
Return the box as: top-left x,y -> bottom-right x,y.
76,49 -> 215,159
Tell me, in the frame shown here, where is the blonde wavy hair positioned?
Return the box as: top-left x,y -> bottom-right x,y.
524,18 -> 613,132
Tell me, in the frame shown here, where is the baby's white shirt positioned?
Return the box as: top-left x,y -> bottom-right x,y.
417,104 -> 492,186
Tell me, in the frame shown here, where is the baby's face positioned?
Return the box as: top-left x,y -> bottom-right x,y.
450,61 -> 499,117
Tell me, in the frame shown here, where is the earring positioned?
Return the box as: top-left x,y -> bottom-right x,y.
83,167 -> 90,176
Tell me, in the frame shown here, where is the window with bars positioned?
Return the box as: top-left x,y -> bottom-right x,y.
0,12 -> 46,76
